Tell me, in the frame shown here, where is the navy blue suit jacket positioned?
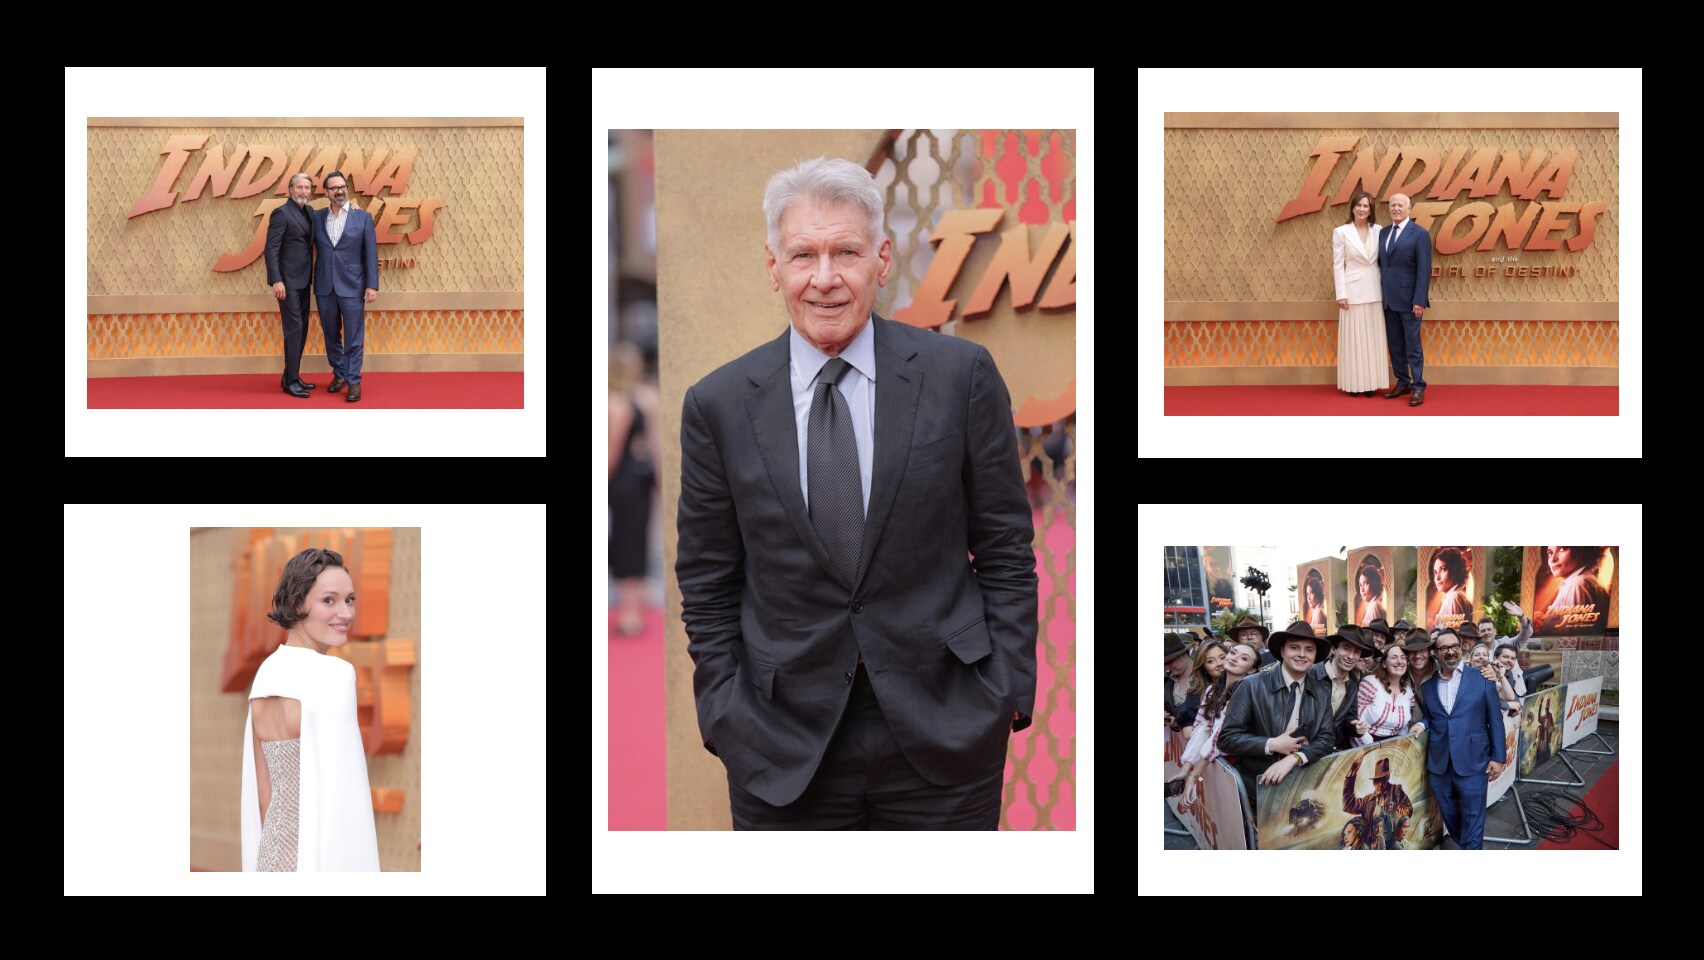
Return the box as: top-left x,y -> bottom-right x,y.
1377,220 -> 1431,311
1418,666 -> 1507,777
311,204 -> 379,298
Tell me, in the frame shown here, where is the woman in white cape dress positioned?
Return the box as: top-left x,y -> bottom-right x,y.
241,548 -> 380,871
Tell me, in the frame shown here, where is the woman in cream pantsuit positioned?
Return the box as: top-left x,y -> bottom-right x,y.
1333,191 -> 1388,396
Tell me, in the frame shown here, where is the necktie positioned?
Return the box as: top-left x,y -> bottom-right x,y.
808,357 -> 863,584
1388,224 -> 1399,254
1288,681 -> 1303,730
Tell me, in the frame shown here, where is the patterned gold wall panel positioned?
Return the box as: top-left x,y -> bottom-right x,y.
1164,127 -> 1617,303
89,311 -> 523,359
1166,320 -> 1619,367
189,527 -> 420,872
88,123 -> 521,297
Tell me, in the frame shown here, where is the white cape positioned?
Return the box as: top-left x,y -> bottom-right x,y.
241,645 -> 381,871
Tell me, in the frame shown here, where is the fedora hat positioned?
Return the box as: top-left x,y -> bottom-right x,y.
1267,620 -> 1330,662
1163,633 -> 1191,662
1225,615 -> 1269,642
1330,625 -> 1378,654
1364,618 -> 1393,642
1372,757 -> 1392,780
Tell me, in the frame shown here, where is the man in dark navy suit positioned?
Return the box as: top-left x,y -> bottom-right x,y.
1378,193 -> 1432,407
264,173 -> 319,398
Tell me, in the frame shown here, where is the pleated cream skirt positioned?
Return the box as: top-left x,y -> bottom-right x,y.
1337,301 -> 1389,392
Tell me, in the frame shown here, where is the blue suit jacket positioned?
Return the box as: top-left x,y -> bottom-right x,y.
1377,220 -> 1431,311
311,204 -> 379,298
1418,666 -> 1507,777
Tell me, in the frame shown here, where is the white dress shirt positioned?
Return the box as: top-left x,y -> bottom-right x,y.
790,318 -> 875,516
325,197 -> 358,246
1436,663 -> 1467,714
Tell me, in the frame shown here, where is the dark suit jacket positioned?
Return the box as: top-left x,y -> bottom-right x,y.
1218,666 -> 1338,783
1377,220 -> 1432,310
311,204 -> 379,298
264,199 -> 316,292
1417,667 -> 1507,777
677,315 -> 1039,807
1308,662 -> 1363,748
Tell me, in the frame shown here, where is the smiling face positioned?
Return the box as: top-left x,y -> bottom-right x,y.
1470,644 -> 1489,669
1389,193 -> 1410,224
289,174 -> 313,207
1359,573 -> 1374,602
1282,638 -> 1317,674
1225,643 -> 1259,676
1333,640 -> 1361,674
1383,647 -> 1408,677
765,198 -> 892,357
1497,648 -> 1519,672
1203,647 -> 1227,679
1410,647 -> 1431,671
324,173 -> 349,207
1236,628 -> 1264,647
297,567 -> 356,648
1478,621 -> 1497,644
1353,195 -> 1371,223
1434,635 -> 1462,670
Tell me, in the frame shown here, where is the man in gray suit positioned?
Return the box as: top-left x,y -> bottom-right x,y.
677,157 -> 1038,830
264,173 -> 319,398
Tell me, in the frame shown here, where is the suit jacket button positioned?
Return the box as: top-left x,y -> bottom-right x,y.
844,671 -> 854,684
851,600 -> 863,614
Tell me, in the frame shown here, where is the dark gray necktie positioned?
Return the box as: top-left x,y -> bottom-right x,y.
808,357 -> 863,584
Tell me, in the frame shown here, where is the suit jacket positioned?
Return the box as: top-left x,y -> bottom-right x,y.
1218,666 -> 1338,782
1417,666 -> 1507,777
677,315 -> 1039,807
312,203 -> 379,298
1378,219 -> 1432,311
1331,222 -> 1383,303
1308,661 -> 1363,748
264,199 -> 316,292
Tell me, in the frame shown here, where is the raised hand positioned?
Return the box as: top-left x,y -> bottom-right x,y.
1503,600 -> 1523,617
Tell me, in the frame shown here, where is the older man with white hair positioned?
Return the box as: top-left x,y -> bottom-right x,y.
264,172 -> 320,397
677,157 -> 1038,829
1378,193 -> 1432,407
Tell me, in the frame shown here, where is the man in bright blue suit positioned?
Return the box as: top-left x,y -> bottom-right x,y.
1377,193 -> 1432,407
312,171 -> 379,403
1414,627 -> 1507,849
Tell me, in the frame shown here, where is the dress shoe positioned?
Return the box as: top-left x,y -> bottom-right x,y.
282,381 -> 310,399
1384,386 -> 1412,399
345,384 -> 362,403
297,379 -> 317,390
1409,389 -> 1425,407
327,376 -> 347,394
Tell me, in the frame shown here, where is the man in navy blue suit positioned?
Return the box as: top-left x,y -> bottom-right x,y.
1378,193 -> 1432,407
311,171 -> 379,403
1414,627 -> 1507,848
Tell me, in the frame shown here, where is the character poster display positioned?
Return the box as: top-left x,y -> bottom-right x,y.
1297,556 -> 1346,638
1201,546 -> 1236,615
1528,546 -> 1618,636
1165,729 -> 1250,850
1420,546 -> 1485,633
1518,685 -> 1566,777
1257,734 -> 1443,850
1348,546 -> 1394,627
1562,676 -> 1602,748
1486,710 -> 1521,806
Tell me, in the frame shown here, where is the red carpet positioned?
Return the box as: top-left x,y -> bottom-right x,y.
1165,384 -> 1617,416
87,372 -> 523,408
608,606 -> 667,830
1538,760 -> 1619,849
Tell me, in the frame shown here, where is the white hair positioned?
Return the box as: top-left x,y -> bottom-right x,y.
763,157 -> 884,254
288,173 -> 314,190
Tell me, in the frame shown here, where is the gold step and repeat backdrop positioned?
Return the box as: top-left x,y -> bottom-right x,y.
87,119 -> 523,376
1163,114 -> 1618,385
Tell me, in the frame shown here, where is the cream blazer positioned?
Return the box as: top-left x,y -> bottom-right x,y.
1332,222 -> 1383,304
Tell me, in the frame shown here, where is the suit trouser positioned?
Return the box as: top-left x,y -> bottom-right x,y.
1432,766 -> 1488,849
727,662 -> 1007,830
278,285 -> 311,385
317,294 -> 367,386
1383,306 -> 1425,390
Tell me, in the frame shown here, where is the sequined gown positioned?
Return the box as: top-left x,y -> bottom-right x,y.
257,738 -> 301,871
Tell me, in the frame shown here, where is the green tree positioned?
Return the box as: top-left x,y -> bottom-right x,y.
1480,546 -> 1524,637
1212,607 -> 1263,636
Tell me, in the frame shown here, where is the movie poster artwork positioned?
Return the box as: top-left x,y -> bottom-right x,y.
1202,546 -> 1236,614
1518,685 -> 1566,777
1348,546 -> 1394,627
1562,676 -> 1602,748
1164,728 -> 1249,850
1296,557 -> 1345,638
1531,546 -> 1617,636
1486,710 -> 1521,806
1257,734 -> 1443,850
1421,546 -> 1481,633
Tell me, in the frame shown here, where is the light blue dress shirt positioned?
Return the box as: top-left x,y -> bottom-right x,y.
789,318 -> 875,517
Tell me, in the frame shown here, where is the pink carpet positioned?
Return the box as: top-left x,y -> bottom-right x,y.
87,372 -> 523,408
608,606 -> 667,830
